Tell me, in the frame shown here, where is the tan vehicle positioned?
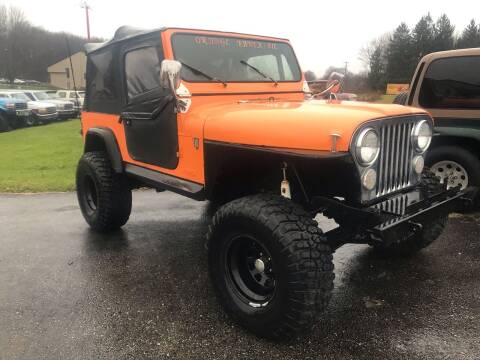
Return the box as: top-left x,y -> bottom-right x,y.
394,48 -> 480,206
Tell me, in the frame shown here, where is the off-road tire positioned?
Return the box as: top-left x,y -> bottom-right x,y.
25,116 -> 36,127
207,194 -> 334,340
373,170 -> 448,256
0,113 -> 10,132
426,145 -> 480,209
76,151 -> 132,232
393,91 -> 408,105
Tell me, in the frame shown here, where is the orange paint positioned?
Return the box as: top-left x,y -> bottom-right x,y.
82,28 -> 430,187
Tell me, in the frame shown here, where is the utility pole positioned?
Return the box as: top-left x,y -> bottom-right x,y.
81,1 -> 91,40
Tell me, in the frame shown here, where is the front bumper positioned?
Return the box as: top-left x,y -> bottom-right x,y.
33,112 -> 58,122
318,186 -> 477,249
57,109 -> 77,118
368,187 -> 477,245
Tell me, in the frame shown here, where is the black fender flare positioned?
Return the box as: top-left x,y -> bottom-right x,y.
84,127 -> 123,173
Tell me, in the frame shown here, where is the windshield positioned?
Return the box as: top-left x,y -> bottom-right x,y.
48,93 -> 60,99
172,34 -> 301,83
33,92 -> 50,101
10,93 -> 29,101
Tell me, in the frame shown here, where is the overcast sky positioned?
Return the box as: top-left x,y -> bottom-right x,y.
4,0 -> 478,76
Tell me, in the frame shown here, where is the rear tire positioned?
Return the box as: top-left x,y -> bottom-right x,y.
207,194 -> 334,340
76,151 -> 132,232
393,91 -> 408,105
373,170 -> 448,256
0,113 -> 11,132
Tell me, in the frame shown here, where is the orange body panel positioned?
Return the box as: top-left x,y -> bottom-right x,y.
82,28 -> 430,187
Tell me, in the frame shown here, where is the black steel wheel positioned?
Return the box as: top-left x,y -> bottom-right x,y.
225,234 -> 276,306
208,194 -> 334,340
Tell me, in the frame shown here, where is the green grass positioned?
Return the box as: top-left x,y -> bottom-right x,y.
0,120 -> 82,192
376,94 -> 395,104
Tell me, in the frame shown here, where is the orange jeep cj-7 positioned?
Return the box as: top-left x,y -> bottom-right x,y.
76,26 -> 476,339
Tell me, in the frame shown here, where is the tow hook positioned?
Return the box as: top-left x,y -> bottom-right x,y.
280,162 -> 291,199
408,221 -> 423,234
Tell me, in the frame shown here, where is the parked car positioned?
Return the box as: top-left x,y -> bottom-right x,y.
393,48 -> 480,207
0,92 -> 31,131
23,90 -> 76,120
56,90 -> 85,115
76,26 -> 476,340
6,91 -> 58,125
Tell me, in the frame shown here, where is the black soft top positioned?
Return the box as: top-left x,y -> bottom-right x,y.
84,26 -> 165,54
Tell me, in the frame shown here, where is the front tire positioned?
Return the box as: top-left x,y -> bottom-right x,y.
426,145 -> 480,208
0,113 -> 11,132
373,171 -> 448,256
207,194 -> 334,340
76,151 -> 132,232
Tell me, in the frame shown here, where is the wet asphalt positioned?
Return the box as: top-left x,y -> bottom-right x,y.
0,190 -> 479,360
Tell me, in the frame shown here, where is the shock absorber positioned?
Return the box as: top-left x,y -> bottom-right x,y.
280,162 -> 291,199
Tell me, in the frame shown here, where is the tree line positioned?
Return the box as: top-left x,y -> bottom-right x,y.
0,4 -> 102,84
362,14 -> 480,91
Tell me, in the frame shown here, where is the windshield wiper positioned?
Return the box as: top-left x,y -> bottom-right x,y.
179,61 -> 227,87
240,60 -> 278,86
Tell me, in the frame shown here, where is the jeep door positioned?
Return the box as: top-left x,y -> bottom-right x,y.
119,35 -> 179,169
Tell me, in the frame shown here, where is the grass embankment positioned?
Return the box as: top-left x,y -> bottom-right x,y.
377,94 -> 395,103
0,120 -> 82,192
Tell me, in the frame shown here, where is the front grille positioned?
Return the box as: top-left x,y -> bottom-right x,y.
373,193 -> 409,215
376,120 -> 416,197
64,103 -> 73,110
46,107 -> 56,114
15,102 -> 27,110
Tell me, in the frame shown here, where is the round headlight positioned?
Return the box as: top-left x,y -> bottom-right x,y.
362,168 -> 377,190
355,128 -> 380,166
412,155 -> 424,174
412,120 -> 432,152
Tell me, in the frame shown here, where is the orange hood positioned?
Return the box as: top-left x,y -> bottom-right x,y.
201,100 -> 428,152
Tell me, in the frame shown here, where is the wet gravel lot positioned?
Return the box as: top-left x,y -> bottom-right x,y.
0,190 -> 479,359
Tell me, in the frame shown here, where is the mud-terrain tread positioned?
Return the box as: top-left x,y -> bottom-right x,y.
76,151 -> 131,232
393,91 -> 408,105
207,194 -> 334,340
374,170 -> 447,256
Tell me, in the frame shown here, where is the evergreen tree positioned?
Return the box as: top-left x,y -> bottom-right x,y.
456,19 -> 480,49
412,13 -> 435,60
386,23 -> 415,83
433,14 -> 455,51
368,44 -> 386,91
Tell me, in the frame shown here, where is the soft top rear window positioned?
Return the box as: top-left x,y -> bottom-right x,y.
171,33 -> 301,83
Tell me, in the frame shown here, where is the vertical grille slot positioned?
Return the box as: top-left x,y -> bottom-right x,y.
376,120 -> 415,196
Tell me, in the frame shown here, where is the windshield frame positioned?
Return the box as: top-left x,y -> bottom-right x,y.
170,32 -> 303,84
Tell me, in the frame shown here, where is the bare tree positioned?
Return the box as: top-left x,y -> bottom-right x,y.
359,34 -> 390,90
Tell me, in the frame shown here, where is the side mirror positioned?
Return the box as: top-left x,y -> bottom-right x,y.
160,60 -> 182,93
